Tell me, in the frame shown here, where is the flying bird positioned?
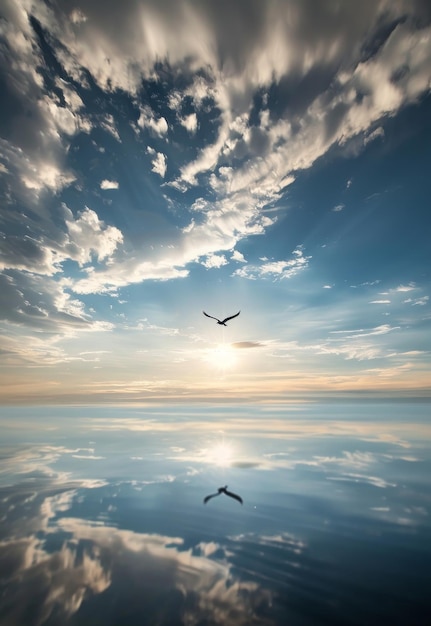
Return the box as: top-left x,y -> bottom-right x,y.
203,486 -> 243,505
203,311 -> 240,326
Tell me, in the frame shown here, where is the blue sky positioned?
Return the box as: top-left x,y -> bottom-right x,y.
1,0 -> 431,404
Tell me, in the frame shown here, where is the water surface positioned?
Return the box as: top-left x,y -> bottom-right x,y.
0,403 -> 430,625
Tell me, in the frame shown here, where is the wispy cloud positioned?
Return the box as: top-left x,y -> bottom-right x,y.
233,247 -> 310,281
329,324 -> 400,339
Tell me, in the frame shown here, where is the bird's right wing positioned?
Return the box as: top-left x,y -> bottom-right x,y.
221,311 -> 240,324
203,492 -> 220,504
224,489 -> 243,504
203,311 -> 219,322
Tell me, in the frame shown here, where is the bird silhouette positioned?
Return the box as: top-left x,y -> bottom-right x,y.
203,486 -> 243,505
203,311 -> 240,326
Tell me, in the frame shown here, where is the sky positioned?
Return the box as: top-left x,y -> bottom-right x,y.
1,0 -> 431,405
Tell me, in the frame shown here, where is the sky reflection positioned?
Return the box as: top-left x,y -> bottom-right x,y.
0,403 -> 430,625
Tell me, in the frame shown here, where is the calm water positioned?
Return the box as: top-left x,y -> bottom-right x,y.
0,403 -> 430,625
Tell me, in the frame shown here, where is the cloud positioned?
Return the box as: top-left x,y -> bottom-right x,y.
201,253 -> 228,269
233,247 -> 310,281
100,179 -> 119,190
0,204 -> 123,280
71,454 -> 105,460
408,296 -> 429,306
327,473 -> 396,489
231,250 -> 246,263
147,147 -> 167,177
69,260 -> 189,295
64,206 -> 123,265
232,342 -> 263,349
0,272 -> 91,333
364,126 -> 385,145
0,205 -> 123,336
0,479 -> 273,626
9,0 -> 429,213
329,324 -> 400,339
138,105 -> 168,136
179,113 -> 198,133
395,283 -> 416,292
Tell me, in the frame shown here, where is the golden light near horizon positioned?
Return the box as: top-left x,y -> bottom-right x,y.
205,343 -> 238,371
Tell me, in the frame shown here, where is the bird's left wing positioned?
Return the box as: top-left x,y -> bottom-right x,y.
203,492 -> 219,504
224,489 -> 243,504
203,311 -> 219,321
221,311 -> 240,324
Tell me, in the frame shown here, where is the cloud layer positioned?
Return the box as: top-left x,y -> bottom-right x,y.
1,0 -> 430,400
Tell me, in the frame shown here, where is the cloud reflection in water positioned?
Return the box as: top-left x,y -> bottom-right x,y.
0,403 -> 430,625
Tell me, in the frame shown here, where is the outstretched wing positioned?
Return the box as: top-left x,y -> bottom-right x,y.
203,492 -> 220,504
203,311 -> 220,322
224,489 -> 243,505
221,311 -> 240,324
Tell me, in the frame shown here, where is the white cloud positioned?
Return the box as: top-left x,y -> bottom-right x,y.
364,126 -> 385,145
64,206 -> 123,265
396,283 -> 416,292
231,250 -> 246,263
100,114 -> 121,142
100,179 -> 119,190
201,253 -> 228,269
330,324 -> 399,339
0,205 -> 123,284
179,113 -> 198,133
410,296 -> 429,306
147,147 -> 167,178
70,8 -> 87,25
234,247 -> 310,281
138,105 -> 168,136
70,260 -> 189,295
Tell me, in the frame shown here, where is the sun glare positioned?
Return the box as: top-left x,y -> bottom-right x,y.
207,442 -> 234,467
205,343 -> 238,370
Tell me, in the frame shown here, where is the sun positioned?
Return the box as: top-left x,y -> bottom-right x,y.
205,343 -> 238,370
207,442 -> 234,467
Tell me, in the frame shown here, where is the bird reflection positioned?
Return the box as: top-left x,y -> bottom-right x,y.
203,311 -> 240,326
203,485 -> 243,505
